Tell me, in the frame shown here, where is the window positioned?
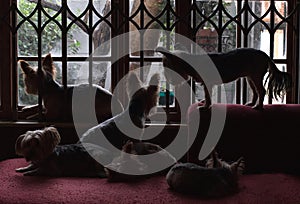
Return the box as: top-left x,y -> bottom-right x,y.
0,0 -> 299,121
192,0 -> 298,105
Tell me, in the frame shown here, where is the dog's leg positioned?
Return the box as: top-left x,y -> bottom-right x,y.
245,77 -> 258,107
199,84 -> 212,110
23,168 -> 42,176
22,104 -> 47,119
250,76 -> 266,110
22,104 -> 39,112
15,163 -> 37,173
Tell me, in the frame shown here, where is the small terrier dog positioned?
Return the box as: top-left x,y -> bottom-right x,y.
156,47 -> 292,110
79,72 -> 160,151
105,140 -> 177,182
166,151 -> 245,197
19,54 -> 123,122
15,127 -> 113,177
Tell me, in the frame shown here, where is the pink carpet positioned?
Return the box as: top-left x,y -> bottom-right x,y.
1,159 -> 300,204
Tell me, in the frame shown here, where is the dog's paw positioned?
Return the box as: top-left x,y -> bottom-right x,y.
252,104 -> 264,110
22,106 -> 34,112
23,169 -> 40,176
245,102 -> 255,107
197,105 -> 211,111
198,99 -> 206,104
15,167 -> 27,173
15,163 -> 37,173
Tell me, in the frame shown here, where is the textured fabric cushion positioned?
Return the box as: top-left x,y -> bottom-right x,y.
187,104 -> 300,173
1,158 -> 300,203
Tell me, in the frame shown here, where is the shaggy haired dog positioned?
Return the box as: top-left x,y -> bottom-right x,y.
15,127 -> 176,178
19,54 -> 123,122
166,151 -> 245,197
79,72 -> 160,151
15,127 -> 113,177
156,47 -> 292,110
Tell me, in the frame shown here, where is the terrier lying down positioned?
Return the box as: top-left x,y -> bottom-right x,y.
105,140 -> 177,182
15,127 -> 176,179
15,127 -> 113,177
156,47 -> 292,110
19,54 -> 123,122
166,151 -> 245,197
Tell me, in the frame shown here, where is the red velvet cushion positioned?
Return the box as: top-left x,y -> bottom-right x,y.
1,158 -> 300,203
187,104 -> 300,173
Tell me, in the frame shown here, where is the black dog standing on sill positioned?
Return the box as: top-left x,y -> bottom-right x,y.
156,47 -> 292,110
19,53 -> 124,123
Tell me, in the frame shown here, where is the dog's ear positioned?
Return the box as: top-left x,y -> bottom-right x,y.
122,140 -> 133,153
147,73 -> 160,96
40,127 -> 61,157
127,72 -> 142,98
147,73 -> 160,107
15,134 -> 26,156
43,127 -> 61,146
42,53 -> 56,77
230,157 -> 245,176
206,150 -> 222,168
19,60 -> 34,75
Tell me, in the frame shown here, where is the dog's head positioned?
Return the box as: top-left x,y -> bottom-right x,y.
19,53 -> 57,95
127,72 -> 160,126
156,47 -> 193,85
15,127 -> 61,162
205,151 -> 245,177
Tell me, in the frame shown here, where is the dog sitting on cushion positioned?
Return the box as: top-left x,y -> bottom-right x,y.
156,47 -> 292,110
166,151 -> 245,197
19,54 -> 123,122
15,127 -> 113,177
79,72 -> 160,151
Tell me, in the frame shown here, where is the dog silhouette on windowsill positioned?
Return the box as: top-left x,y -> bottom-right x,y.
19,54 -> 124,122
156,47 -> 292,110
79,72 -> 161,150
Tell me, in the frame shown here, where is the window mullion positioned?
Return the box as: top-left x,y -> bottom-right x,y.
11,0 -> 18,120
37,0 -> 43,120
111,0 -> 129,105
286,0 -> 299,103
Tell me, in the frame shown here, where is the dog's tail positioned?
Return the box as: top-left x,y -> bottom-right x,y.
265,59 -> 292,100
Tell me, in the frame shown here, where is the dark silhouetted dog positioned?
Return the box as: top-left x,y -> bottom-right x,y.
166,151 -> 245,197
156,47 -> 292,110
19,54 -> 123,122
79,72 -> 160,150
15,127 -> 113,177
